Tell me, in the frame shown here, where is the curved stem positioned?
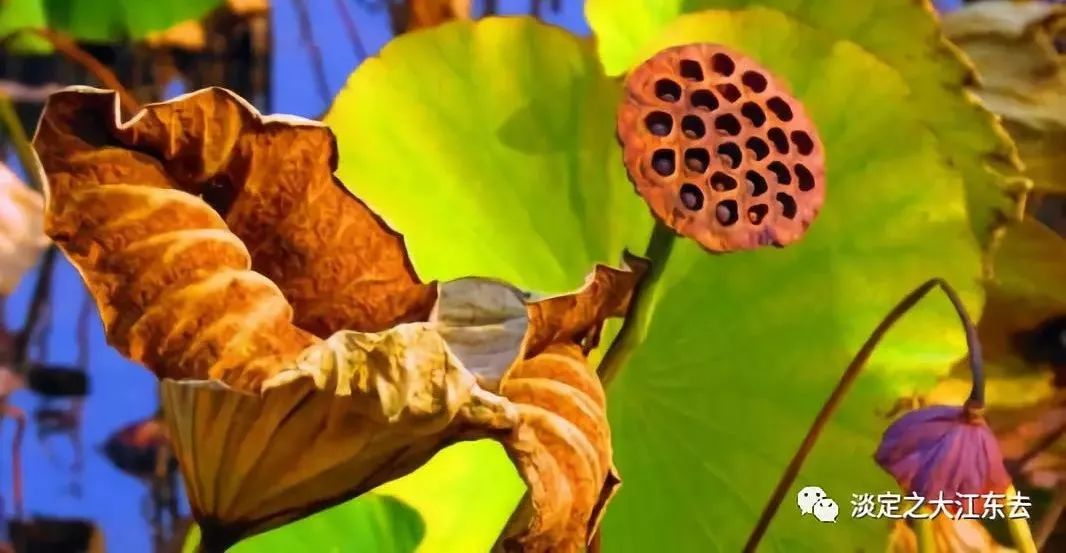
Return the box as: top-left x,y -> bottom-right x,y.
12,245 -> 57,371
742,278 -> 983,552
0,93 -> 44,192
290,0 -> 332,108
334,0 -> 368,61
596,219 -> 676,385
1,404 -> 26,521
29,29 -> 141,114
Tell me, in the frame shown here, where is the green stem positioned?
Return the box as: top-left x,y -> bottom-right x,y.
1007,485 -> 1038,553
596,219 -> 676,385
742,278 -> 984,553
0,92 -> 45,192
915,518 -> 936,553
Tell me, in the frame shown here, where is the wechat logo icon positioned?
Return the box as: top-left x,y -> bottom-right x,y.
798,486 -> 838,523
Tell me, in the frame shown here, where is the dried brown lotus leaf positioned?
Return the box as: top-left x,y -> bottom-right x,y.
162,273 -> 633,551
943,2 -> 1066,191
34,86 -> 436,343
33,85 -> 643,551
163,323 -> 519,550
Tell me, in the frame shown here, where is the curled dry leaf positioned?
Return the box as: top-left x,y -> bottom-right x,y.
34,86 -> 437,389
33,87 -> 643,551
943,1 -> 1066,191
617,43 -> 825,252
0,161 -> 48,295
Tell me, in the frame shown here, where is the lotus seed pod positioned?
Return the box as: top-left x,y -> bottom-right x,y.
617,44 -> 826,252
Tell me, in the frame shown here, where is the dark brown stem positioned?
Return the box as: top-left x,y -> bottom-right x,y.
12,246 -> 58,371
742,278 -> 984,552
1,404 -> 26,520
290,0 -> 332,107
76,291 -> 93,369
29,29 -> 141,114
334,0 -> 368,60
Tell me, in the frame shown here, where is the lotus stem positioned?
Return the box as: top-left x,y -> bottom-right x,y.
596,219 -> 676,386
743,278 -> 982,552
915,517 -> 935,553
0,92 -> 43,192
28,29 -> 141,114
5,404 -> 25,521
1006,485 -> 1038,553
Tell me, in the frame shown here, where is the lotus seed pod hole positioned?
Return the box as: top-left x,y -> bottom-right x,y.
617,43 -> 826,252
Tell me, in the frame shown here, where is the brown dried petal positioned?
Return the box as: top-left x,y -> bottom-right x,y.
33,87 -> 437,388
617,44 -> 826,252
496,343 -> 616,552
489,257 -> 645,550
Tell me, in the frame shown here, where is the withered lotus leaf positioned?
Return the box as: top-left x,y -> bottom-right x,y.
617,43 -> 826,252
33,86 -> 641,551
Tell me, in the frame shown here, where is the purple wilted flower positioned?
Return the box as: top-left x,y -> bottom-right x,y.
875,403 -> 1011,514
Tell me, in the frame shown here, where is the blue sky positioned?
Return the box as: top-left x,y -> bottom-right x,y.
2,1 -> 587,551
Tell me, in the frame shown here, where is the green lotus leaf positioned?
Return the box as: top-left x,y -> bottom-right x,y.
182,493 -> 425,553
303,7 -> 1011,551
0,0 -> 223,49
591,8 -> 1007,550
0,0 -> 50,53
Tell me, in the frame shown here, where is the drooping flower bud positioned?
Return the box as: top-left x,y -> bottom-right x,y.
875,403 -> 1011,514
